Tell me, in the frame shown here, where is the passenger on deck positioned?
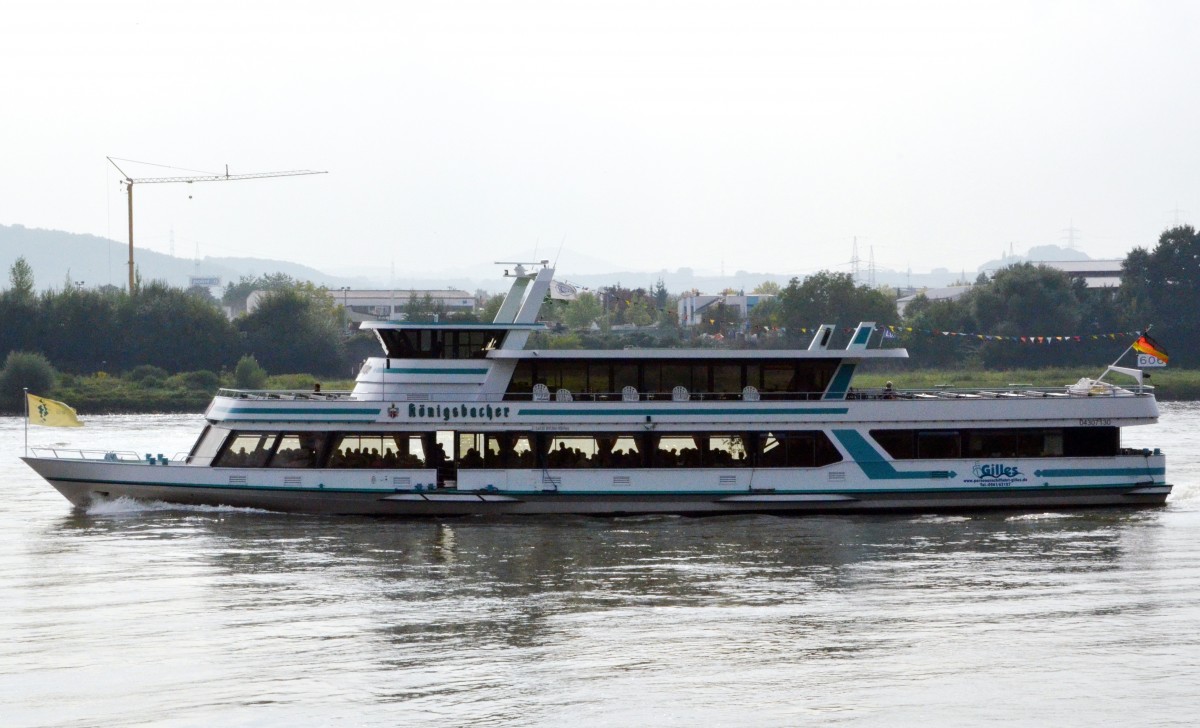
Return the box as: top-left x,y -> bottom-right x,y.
883,381 -> 896,399
460,448 -> 484,468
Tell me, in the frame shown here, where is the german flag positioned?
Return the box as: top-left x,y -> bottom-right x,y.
1132,333 -> 1169,363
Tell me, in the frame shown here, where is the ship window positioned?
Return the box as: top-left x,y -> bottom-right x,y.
651,435 -> 701,467
507,361 -> 535,398
186,425 -> 230,465
601,435 -> 642,467
484,434 -> 535,468
1042,431 -> 1064,457
872,428 -> 1096,460
613,363 -> 638,392
1064,427 -> 1119,456
761,363 -> 794,395
967,430 -> 1020,458
457,432 -> 486,468
759,431 -> 842,467
268,433 -> 323,468
546,435 -> 603,468
707,435 -> 750,467
659,363 -> 691,394
712,365 -> 742,399
917,431 -> 961,459
870,430 -> 914,460
328,433 -> 425,468
588,362 -> 612,395
798,361 -> 838,399
378,329 -> 502,359
214,432 -> 276,468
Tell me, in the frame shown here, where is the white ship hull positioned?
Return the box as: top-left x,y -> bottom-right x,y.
23,450 -> 1169,516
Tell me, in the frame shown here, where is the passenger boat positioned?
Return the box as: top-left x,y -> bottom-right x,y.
23,262 -> 1169,515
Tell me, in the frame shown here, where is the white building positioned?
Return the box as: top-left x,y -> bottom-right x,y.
677,293 -> 774,327
245,288 -> 475,323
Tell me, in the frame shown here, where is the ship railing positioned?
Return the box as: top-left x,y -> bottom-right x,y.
216,388 -> 355,401
858,384 -> 1151,400
213,384 -> 1152,404
28,447 -> 188,464
501,389 -> 830,402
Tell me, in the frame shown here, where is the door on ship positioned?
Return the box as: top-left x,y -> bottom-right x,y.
429,430 -> 456,488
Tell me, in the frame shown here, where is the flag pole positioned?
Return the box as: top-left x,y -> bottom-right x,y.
23,387 -> 28,457
1094,325 -> 1151,386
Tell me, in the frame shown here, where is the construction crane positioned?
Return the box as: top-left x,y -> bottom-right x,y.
107,157 -> 327,293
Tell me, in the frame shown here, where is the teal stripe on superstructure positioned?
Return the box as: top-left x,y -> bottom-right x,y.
210,418 -> 383,423
518,407 -> 848,417
823,364 -> 857,401
852,327 -> 871,345
382,368 -> 489,375
211,407 -> 381,416
832,429 -> 958,480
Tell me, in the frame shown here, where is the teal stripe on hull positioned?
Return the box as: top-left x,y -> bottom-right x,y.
1034,466 -> 1166,477
46,474 -> 1164,497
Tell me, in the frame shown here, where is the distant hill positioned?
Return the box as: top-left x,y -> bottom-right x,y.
2,223 -> 1119,298
0,223 -> 369,291
976,244 -> 1096,275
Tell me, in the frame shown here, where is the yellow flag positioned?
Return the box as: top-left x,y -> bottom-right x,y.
27,393 -> 83,427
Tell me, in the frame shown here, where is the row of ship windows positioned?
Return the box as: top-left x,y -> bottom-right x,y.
195,428 -> 842,469
869,426 -> 1120,459
192,426 -> 1120,469
504,360 -> 839,400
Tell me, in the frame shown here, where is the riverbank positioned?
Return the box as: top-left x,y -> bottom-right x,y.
7,372 -> 357,415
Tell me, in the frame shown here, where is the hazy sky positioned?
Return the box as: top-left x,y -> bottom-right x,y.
3,0 -> 1198,281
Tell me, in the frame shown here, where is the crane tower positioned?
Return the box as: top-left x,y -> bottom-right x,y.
107,157 -> 327,293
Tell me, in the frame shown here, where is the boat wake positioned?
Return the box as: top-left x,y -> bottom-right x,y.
1005,512 -> 1078,522
85,496 -> 277,517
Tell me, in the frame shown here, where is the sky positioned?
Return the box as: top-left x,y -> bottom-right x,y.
3,0 -> 1199,282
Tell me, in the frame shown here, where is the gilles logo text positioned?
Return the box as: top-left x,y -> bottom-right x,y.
972,463 -> 1021,479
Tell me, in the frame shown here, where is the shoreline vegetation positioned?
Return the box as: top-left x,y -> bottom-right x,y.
3,368 -> 1196,416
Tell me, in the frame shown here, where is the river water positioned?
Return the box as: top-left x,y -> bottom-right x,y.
3,405 -> 1199,727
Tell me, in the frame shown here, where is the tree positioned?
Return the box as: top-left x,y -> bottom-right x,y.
562,292 -> 603,329
233,355 -> 268,389
753,280 -> 781,296
222,272 -> 297,315
974,264 -> 1126,368
8,256 -> 34,301
403,293 -> 443,323
1120,225 -> 1200,365
652,278 -> 669,308
479,293 -> 505,322
776,271 -> 898,347
239,287 -> 344,375
0,351 -> 57,409
748,296 -> 783,332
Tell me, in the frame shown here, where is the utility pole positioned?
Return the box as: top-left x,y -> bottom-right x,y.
107,158 -> 326,293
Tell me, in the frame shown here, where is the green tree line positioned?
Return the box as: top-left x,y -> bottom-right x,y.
2,224 -> 1195,407
1,266 -> 373,381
